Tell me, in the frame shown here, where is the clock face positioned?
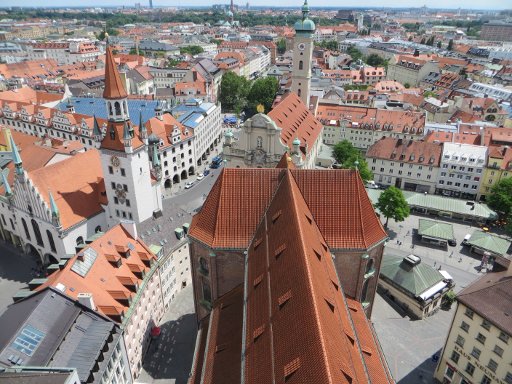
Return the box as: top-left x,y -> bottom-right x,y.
298,43 -> 306,51
111,156 -> 120,167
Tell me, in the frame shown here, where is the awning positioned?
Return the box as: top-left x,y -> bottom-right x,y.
439,270 -> 453,281
151,326 -> 161,337
418,281 -> 447,301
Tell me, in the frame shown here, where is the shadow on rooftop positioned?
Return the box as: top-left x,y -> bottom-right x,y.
142,313 -> 197,384
398,348 -> 442,384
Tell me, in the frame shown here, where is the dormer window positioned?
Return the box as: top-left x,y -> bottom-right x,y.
109,125 -> 115,140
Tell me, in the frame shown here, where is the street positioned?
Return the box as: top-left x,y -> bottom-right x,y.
0,240 -> 37,316
372,213 -> 489,383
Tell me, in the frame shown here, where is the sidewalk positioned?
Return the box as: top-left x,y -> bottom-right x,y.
137,285 -> 196,384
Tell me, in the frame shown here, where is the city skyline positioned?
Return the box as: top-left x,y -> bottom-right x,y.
0,0 -> 509,11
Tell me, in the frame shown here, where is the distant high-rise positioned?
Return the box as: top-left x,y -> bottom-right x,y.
149,0 -> 153,8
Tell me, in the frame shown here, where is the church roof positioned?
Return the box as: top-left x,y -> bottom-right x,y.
191,171 -> 394,383
268,92 -> 323,157
27,150 -> 107,230
189,168 -> 387,250
103,45 -> 128,100
275,152 -> 295,169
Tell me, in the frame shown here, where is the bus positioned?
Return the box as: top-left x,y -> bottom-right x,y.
210,156 -> 223,169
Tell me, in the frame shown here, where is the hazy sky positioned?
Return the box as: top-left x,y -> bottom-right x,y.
1,0 -> 508,10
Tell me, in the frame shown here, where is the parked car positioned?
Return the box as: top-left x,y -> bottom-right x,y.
185,182 -> 194,189
448,239 -> 457,247
203,169 -> 210,176
197,173 -> 204,181
461,234 -> 471,246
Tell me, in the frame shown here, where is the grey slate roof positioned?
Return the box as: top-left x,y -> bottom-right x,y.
380,254 -> 445,296
457,270 -> 512,335
0,288 -> 118,383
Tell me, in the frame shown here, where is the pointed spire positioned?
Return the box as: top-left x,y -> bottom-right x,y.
139,110 -> 148,143
49,190 -> 61,228
103,41 -> 128,100
10,136 -> 21,165
1,171 -> 12,196
152,144 -> 160,167
123,121 -> 132,141
93,115 -> 102,141
10,136 -> 23,176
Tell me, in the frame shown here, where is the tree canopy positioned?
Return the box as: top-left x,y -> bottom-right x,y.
366,53 -> 387,67
219,72 -> 251,114
277,38 -> 287,55
245,77 -> 279,117
487,178 -> 512,234
180,45 -> 204,56
347,45 -> 363,62
375,187 -> 410,227
332,140 -> 373,182
315,40 -> 339,51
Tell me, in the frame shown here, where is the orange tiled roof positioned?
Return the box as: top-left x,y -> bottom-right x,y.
100,121 -> 144,152
275,152 -> 295,169
268,92 -> 323,155
0,87 -> 63,105
189,168 -> 386,250
103,45 -> 128,100
38,224 -> 156,321
28,149 -> 107,230
366,137 -> 443,166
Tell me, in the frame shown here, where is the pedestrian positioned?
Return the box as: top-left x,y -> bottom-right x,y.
434,261 -> 436,267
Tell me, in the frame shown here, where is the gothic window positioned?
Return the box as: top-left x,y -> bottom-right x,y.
299,60 -> 303,70
199,257 -> 209,276
22,218 -> 30,240
109,125 -> 115,140
114,102 -> 121,116
366,258 -> 375,274
202,279 -> 211,303
46,230 -> 56,253
31,219 -> 43,247
109,103 -> 113,116
361,278 -> 370,304
76,236 -> 84,247
257,136 -> 263,149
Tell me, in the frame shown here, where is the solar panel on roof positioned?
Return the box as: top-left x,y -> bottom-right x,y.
127,242 -> 135,251
11,325 -> 45,357
71,247 -> 98,277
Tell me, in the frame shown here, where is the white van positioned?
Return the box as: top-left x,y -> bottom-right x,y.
462,234 -> 471,245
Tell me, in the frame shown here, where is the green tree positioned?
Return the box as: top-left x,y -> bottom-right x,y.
129,48 -> 144,56
366,53 -> 386,67
437,41 -> 442,49
166,58 -> 181,67
210,38 -> 222,46
375,186 -> 410,227
315,40 -> 338,51
447,39 -> 454,51
277,38 -> 287,54
332,140 -> 373,182
426,36 -> 435,46
180,45 -> 204,56
219,71 -> 251,114
404,83 -> 411,89
487,178 -> 512,223
347,45 -> 363,62
245,77 -> 279,117
420,37 -> 426,44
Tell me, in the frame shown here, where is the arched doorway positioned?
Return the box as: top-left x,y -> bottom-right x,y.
188,166 -> 195,176
24,243 -> 43,266
164,179 -> 172,190
173,174 -> 180,184
197,158 -> 202,166
181,170 -> 188,180
44,253 -> 59,266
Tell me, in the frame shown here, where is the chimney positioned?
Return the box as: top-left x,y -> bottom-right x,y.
77,292 -> 96,311
121,220 -> 138,240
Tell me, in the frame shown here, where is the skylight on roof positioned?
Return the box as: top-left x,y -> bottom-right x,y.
11,325 -> 45,357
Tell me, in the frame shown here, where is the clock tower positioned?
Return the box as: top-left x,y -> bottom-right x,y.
291,0 -> 315,107
98,40 -> 162,226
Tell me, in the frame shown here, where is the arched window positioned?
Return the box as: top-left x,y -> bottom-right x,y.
109,125 -> 115,140
366,258 -> 375,274
114,102 -> 121,116
299,60 -> 303,70
95,226 -> 102,233
298,89 -> 302,97
47,230 -> 56,253
257,136 -> 263,149
202,279 -> 211,303
361,278 -> 370,304
76,236 -> 84,247
199,257 -> 209,276
22,218 -> 30,240
31,219 -> 43,247
109,102 -> 113,116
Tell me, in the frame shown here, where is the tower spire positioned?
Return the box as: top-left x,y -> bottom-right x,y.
1,171 -> 12,197
10,136 -> 23,176
93,115 -> 102,142
49,190 -> 61,228
103,40 -> 128,100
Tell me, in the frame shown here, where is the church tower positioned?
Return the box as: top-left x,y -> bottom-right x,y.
99,40 -> 162,225
291,0 -> 315,107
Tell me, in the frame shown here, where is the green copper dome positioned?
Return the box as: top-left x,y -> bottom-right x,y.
294,0 -> 315,32
293,137 -> 301,146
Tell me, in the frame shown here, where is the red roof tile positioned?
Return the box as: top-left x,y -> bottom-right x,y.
103,45 -> 128,100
